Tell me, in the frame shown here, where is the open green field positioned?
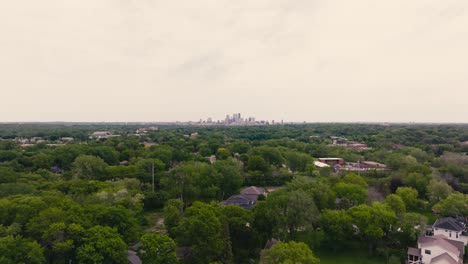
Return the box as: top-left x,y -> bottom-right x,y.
316,249 -> 386,264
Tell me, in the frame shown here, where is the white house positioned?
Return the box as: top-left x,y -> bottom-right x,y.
407,217 -> 467,264
407,235 -> 464,264
431,217 -> 468,245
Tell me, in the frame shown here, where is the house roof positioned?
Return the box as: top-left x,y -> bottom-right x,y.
92,131 -> 112,136
241,186 -> 265,196
318,158 -> 344,161
360,161 -> 386,167
418,235 -> 464,258
264,239 -> 280,249
433,217 -> 466,232
127,250 -> 142,264
429,252 -> 459,264
222,194 -> 257,209
223,194 -> 253,204
314,161 -> 330,168
407,247 -> 421,257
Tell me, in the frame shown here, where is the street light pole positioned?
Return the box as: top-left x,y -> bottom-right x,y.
152,162 -> 155,192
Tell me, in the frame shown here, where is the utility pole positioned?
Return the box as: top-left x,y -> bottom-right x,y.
152,162 -> 155,192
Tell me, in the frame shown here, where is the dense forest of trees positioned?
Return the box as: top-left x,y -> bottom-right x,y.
0,123 -> 467,263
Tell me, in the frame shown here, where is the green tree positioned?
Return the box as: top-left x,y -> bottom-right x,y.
175,202 -> 225,264
88,146 -> 120,165
223,206 -> 260,263
262,190 -> 318,239
0,167 -> 17,183
26,207 -> 67,240
138,233 -> 178,264
41,222 -> 86,263
72,155 -> 108,180
230,142 -> 250,154
347,203 -> 396,253
384,194 -> 406,215
341,173 -> 368,188
427,180 -> 453,204
247,155 -> 270,173
262,241 -> 320,264
286,177 -> 336,211
284,151 -> 313,172
31,153 -> 53,170
334,182 -> 367,208
250,146 -> 284,166
391,212 -> 427,247
76,226 -> 127,264
318,210 -> 352,250
214,159 -> 243,199
395,187 -> 418,210
216,148 -> 231,160
93,206 -> 140,243
163,162 -> 222,206
403,172 -> 430,196
163,199 -> 184,237
0,235 -> 46,264
432,192 -> 468,216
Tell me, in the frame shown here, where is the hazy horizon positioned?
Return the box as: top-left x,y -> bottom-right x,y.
1,1 -> 467,123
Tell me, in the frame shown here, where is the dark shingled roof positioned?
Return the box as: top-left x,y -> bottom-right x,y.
222,194 -> 256,209
433,217 -> 466,232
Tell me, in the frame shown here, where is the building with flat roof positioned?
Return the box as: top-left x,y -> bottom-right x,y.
318,158 -> 345,166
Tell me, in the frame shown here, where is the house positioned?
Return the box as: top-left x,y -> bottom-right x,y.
407,235 -> 464,264
330,136 -> 348,144
240,186 -> 267,201
314,161 -> 330,168
90,131 -> 114,139
318,158 -> 345,166
209,155 -> 217,164
431,217 -> 468,245
61,137 -> 74,142
259,239 -> 281,264
407,217 -> 467,264
51,166 -> 64,174
222,194 -> 257,209
347,142 -> 371,150
222,186 -> 267,209
136,127 -> 159,134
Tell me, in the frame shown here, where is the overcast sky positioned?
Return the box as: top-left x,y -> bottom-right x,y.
0,0 -> 467,123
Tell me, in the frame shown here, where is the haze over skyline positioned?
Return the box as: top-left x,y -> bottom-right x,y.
1,0 -> 467,123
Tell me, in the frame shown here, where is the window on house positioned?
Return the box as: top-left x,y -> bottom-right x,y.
449,232 -> 452,237
456,233 -> 459,238
425,249 -> 431,255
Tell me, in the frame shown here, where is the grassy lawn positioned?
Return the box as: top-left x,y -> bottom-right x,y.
316,249 -> 386,264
